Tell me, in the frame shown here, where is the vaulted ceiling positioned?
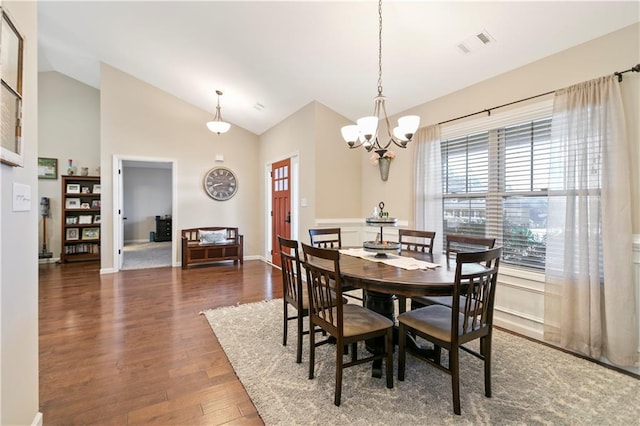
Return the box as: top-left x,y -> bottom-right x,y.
38,1 -> 640,135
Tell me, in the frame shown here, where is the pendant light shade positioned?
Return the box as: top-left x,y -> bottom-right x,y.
206,90 -> 231,134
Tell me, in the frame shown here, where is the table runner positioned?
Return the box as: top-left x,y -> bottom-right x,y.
339,248 -> 439,270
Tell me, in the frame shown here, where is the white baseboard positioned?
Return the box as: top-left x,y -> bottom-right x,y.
31,412 -> 43,426
38,257 -> 60,264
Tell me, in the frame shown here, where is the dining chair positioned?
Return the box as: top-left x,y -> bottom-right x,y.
278,236 -> 346,364
309,227 -> 365,305
398,247 -> 502,415
397,229 -> 436,314
301,242 -> 394,406
411,233 -> 496,310
308,228 -> 342,248
399,229 -> 436,254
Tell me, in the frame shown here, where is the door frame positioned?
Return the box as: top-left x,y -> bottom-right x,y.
265,153 -> 299,264
112,155 -> 178,271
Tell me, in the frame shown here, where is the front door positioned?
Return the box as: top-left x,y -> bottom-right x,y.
271,158 -> 291,267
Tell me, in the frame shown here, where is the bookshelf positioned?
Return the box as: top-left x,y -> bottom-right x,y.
60,175 -> 101,262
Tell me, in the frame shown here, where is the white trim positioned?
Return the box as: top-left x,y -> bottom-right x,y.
31,412 -> 43,426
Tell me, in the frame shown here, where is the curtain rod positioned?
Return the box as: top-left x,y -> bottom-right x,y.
438,63 -> 640,127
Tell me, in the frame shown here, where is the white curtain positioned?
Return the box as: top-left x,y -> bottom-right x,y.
544,75 -> 637,367
414,125 -> 443,251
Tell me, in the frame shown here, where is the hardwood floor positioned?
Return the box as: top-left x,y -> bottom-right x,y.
39,260 -> 282,425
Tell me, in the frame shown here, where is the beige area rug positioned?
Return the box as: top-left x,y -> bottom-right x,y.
202,299 -> 640,425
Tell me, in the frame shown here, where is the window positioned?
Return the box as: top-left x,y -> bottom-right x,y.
441,117 -> 552,269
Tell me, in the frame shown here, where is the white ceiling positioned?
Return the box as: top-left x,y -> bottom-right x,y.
38,1 -> 640,135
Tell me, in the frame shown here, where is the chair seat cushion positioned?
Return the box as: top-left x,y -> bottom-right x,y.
341,304 -> 393,337
398,305 -> 470,342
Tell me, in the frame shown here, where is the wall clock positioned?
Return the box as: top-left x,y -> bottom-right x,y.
203,166 -> 238,201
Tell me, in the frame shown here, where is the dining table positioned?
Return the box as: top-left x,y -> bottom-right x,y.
306,247 -> 475,378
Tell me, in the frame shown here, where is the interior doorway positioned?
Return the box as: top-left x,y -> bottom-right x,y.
115,158 -> 176,270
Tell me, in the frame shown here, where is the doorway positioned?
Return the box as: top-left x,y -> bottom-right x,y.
267,154 -> 299,266
115,158 -> 176,270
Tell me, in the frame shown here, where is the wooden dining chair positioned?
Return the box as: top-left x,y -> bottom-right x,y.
278,236 -> 346,364
308,228 -> 342,248
411,233 -> 496,310
397,229 -> 436,314
398,247 -> 502,415
301,243 -> 394,406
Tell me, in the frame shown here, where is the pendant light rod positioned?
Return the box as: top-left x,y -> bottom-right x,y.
340,0 -> 420,153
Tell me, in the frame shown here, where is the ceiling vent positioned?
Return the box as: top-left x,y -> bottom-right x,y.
456,29 -> 495,54
253,102 -> 265,112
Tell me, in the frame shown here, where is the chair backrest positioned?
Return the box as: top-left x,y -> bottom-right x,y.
399,229 -> 436,254
452,247 -> 502,343
301,243 -> 343,336
278,236 -> 303,309
309,228 -> 342,249
446,234 -> 496,264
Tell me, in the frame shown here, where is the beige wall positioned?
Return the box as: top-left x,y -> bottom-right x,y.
0,1 -> 39,424
38,71 -> 101,259
258,101 -> 360,253
379,23 -> 640,232
100,64 -> 260,270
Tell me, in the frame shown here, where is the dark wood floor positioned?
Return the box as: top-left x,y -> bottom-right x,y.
39,260 -> 282,425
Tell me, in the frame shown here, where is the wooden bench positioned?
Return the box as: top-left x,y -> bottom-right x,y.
181,227 -> 243,269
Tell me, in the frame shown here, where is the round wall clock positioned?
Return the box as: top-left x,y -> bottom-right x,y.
203,166 -> 238,201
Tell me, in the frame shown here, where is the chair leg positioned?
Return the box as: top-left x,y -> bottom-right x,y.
308,319 -> 315,380
385,328 -> 393,389
296,311 -> 303,364
283,302 -> 288,346
451,347 -> 461,415
351,342 -> 357,363
398,324 -> 406,381
397,296 -> 407,315
335,341 -> 343,406
483,335 -> 492,398
434,344 -> 442,364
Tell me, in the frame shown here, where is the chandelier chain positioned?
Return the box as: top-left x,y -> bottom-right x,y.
377,0 -> 383,96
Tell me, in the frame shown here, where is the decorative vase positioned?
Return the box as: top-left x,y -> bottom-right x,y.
378,157 -> 391,181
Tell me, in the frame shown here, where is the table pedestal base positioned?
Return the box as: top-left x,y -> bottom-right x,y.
364,290 -> 436,378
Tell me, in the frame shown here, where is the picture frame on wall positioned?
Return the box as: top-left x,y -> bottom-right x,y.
0,9 -> 25,167
38,157 -> 58,179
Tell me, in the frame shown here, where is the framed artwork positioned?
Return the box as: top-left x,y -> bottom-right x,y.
38,158 -> 58,179
92,184 -> 101,194
93,215 -> 101,224
66,228 -> 79,240
78,215 -> 92,224
0,9 -> 25,167
66,216 -> 78,225
66,183 -> 80,194
65,198 -> 80,209
91,199 -> 101,209
82,227 -> 100,240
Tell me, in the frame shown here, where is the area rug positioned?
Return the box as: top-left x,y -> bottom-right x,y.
202,299 -> 640,425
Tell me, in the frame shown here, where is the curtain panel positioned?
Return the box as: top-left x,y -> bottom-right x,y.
544,75 -> 637,367
413,125 -> 443,251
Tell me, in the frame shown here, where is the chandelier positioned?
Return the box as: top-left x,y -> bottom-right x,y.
206,90 -> 231,134
340,0 -> 420,153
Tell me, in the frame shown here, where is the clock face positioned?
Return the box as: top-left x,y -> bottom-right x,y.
203,167 -> 238,201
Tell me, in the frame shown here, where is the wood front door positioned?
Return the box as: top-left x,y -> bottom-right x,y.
271,158 -> 291,267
